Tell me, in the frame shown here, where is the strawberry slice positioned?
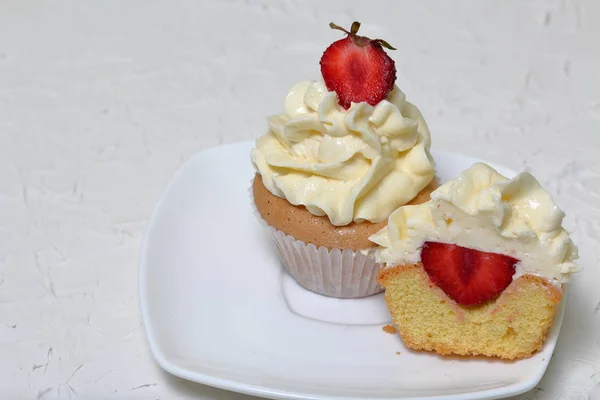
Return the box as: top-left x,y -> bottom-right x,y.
320,21 -> 397,109
421,242 -> 519,306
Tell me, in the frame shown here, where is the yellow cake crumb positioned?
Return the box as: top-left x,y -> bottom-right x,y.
377,264 -> 562,359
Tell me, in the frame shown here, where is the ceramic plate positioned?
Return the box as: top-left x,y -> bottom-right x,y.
140,141 -> 565,400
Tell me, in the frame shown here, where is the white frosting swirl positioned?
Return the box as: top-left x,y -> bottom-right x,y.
370,163 -> 580,283
250,80 -> 435,226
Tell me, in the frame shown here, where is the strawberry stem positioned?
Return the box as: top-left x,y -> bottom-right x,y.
329,22 -> 350,35
328,21 -> 396,50
373,39 -> 396,51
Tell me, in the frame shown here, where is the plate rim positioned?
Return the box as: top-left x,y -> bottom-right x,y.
139,140 -> 564,400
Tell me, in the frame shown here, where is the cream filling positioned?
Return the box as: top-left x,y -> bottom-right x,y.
370,162 -> 580,284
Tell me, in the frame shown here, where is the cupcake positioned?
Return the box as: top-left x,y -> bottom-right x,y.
371,163 -> 580,358
250,22 -> 437,298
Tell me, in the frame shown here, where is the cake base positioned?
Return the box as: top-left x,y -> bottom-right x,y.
377,264 -> 562,359
252,174 -> 438,250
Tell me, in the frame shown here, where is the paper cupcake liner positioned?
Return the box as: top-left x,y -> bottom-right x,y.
249,178 -> 383,298
268,227 -> 383,298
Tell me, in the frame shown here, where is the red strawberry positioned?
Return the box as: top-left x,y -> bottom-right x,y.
320,21 -> 397,109
421,242 -> 519,306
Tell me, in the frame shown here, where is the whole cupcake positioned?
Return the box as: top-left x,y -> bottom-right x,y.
250,21 -> 437,298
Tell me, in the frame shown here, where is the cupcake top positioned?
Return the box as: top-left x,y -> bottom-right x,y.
251,80 -> 435,226
370,162 -> 580,283
251,21 -> 436,227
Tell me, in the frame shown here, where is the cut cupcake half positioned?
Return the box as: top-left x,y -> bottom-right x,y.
371,162 -> 580,359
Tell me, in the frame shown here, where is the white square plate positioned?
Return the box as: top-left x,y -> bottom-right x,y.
140,141 -> 565,400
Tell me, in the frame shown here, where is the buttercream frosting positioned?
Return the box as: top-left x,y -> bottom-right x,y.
251,80 -> 435,226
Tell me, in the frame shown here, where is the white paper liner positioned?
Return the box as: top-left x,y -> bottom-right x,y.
249,177 -> 383,298
268,226 -> 383,298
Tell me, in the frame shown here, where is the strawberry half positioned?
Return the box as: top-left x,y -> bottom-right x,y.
421,242 -> 519,306
320,21 -> 397,109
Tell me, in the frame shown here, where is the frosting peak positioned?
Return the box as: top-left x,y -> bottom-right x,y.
251,80 -> 435,226
370,163 -> 580,283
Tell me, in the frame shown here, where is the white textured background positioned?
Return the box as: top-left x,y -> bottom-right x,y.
1,1 -> 599,399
